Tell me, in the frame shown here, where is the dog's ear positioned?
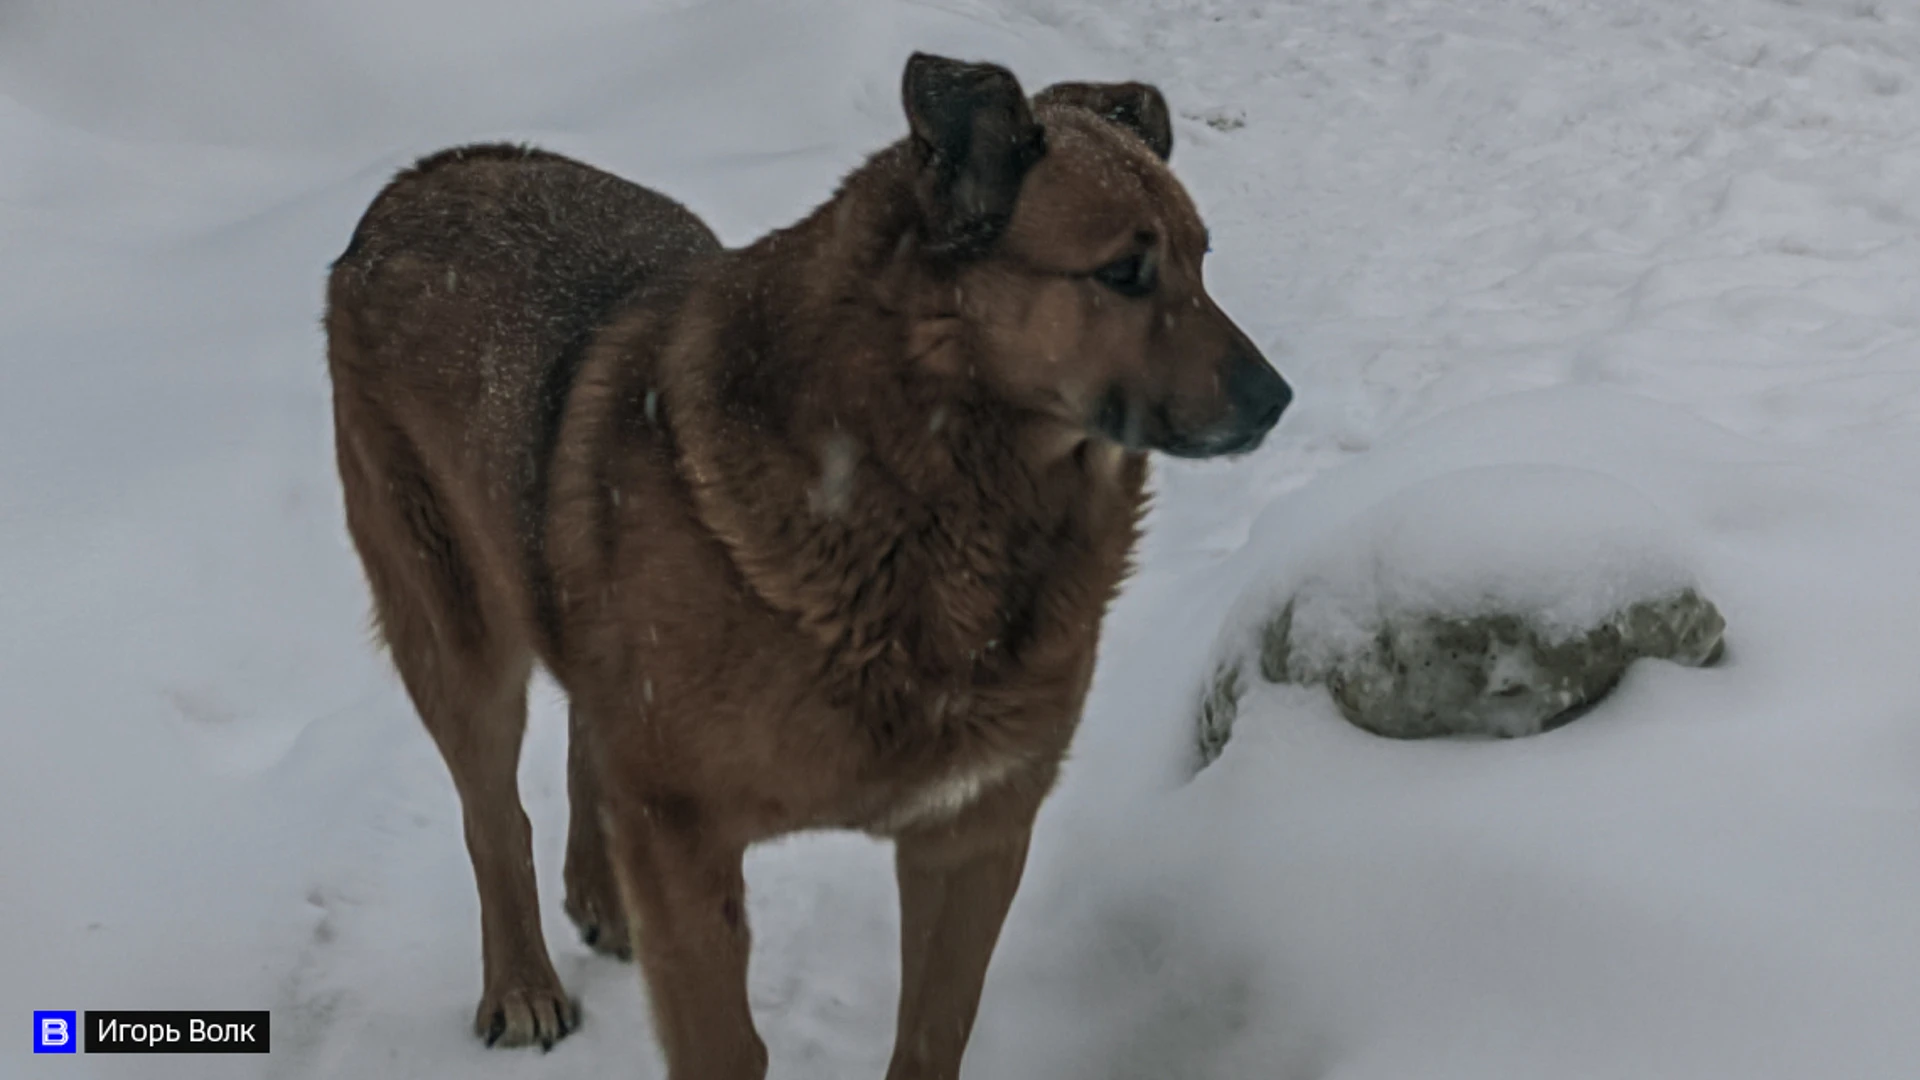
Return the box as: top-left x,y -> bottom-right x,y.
902,52 -> 1045,258
1033,81 -> 1173,161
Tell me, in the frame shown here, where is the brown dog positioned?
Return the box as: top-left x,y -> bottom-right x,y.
325,52 -> 1288,1079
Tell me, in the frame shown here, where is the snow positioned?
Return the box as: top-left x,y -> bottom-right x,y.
8,0 -> 1920,1078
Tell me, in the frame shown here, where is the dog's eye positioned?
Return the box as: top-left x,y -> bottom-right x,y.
1091,252 -> 1155,298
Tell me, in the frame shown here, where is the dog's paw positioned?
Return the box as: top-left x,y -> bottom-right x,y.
564,888 -> 633,961
474,981 -> 579,1050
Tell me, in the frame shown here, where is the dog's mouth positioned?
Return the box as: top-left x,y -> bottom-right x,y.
1154,425 -> 1273,459
1090,378 -> 1290,461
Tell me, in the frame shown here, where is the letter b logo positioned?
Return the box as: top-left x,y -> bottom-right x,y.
34,1011 -> 77,1053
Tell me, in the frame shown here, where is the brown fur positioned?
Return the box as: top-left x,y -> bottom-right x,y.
325,54 -> 1287,1079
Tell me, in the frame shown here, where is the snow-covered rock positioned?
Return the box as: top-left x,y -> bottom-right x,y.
1199,466 -> 1725,757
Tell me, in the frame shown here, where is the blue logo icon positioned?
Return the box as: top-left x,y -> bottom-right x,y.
34,1011 -> 77,1053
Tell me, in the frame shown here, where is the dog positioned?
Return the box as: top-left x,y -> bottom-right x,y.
324,51 -> 1289,1079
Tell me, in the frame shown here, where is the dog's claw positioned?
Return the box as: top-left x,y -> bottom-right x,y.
475,984 -> 576,1050
565,892 -> 633,961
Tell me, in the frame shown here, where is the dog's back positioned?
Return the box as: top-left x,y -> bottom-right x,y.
326,144 -> 718,652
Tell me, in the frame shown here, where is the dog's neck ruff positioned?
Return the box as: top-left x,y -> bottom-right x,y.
662,267 -> 1140,741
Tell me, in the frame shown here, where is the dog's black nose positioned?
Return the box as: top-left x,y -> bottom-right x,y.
1227,351 -> 1291,435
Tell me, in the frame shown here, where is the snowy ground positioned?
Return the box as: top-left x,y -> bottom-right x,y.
7,0 -> 1920,1077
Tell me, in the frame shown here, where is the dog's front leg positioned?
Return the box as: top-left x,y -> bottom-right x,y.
604,793 -> 766,1080
886,783 -> 1045,1080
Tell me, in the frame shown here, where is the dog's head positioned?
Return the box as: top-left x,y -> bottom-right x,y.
901,52 -> 1290,459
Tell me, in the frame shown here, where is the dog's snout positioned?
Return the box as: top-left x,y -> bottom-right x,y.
1227,351 -> 1291,435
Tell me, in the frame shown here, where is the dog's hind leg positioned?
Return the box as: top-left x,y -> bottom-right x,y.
337,425 -> 577,1049
563,701 -> 632,959
416,650 -> 578,1049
